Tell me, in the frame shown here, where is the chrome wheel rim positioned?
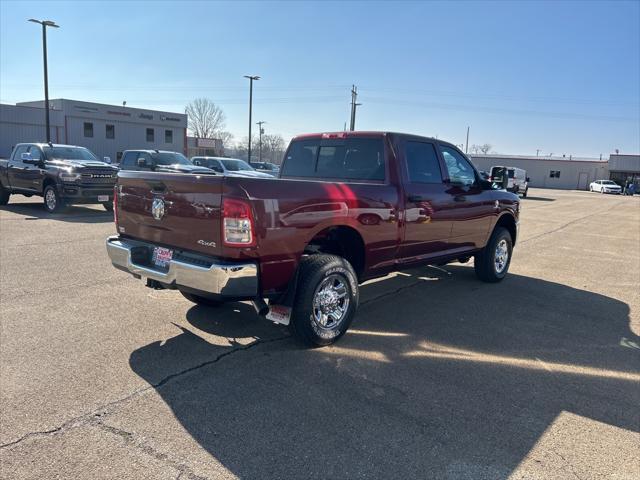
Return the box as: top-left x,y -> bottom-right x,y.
45,189 -> 56,210
312,274 -> 350,330
494,239 -> 509,274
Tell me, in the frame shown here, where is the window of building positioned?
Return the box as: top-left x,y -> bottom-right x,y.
550,170 -> 561,178
405,141 -> 442,184
106,124 -> 115,139
84,122 -> 94,138
165,129 -> 173,143
146,128 -> 154,142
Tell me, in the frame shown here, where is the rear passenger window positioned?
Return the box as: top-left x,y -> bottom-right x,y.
121,152 -> 138,168
405,142 -> 442,184
282,138 -> 385,181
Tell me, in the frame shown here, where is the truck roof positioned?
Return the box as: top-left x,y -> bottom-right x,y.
291,131 -> 447,144
16,142 -> 87,149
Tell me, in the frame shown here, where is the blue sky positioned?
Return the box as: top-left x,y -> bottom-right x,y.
1,0 -> 639,157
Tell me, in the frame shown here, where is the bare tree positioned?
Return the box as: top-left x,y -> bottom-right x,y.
471,143 -> 493,154
185,98 -> 226,139
261,134 -> 286,163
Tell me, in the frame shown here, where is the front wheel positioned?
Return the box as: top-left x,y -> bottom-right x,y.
43,185 -> 66,213
521,187 -> 528,198
474,227 -> 513,283
290,254 -> 359,347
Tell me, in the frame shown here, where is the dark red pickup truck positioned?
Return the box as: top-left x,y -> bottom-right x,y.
106,132 -> 519,345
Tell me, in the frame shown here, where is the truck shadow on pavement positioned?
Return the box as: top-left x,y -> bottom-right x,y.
129,265 -> 639,479
1,201 -> 113,223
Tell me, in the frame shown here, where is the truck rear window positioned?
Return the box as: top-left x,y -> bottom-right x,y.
281,138 -> 385,181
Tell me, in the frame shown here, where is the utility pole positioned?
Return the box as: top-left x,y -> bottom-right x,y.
465,126 -> 470,153
256,121 -> 266,163
536,149 -> 541,157
29,19 -> 59,143
244,75 -> 260,162
349,85 -> 361,131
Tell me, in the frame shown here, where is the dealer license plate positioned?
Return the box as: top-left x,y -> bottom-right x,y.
98,195 -> 109,202
152,246 -> 173,269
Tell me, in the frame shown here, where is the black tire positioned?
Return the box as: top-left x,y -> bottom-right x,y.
474,227 -> 513,283
43,185 -> 66,213
0,184 -> 9,206
180,291 -> 223,307
289,254 -> 359,347
102,202 -> 114,212
521,187 -> 528,198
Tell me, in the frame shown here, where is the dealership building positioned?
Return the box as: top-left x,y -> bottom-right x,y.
0,99 -> 188,163
470,153 -> 640,190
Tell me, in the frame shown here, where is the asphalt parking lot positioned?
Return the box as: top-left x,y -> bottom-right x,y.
0,188 -> 638,480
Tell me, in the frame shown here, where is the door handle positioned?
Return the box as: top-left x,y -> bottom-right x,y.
408,195 -> 423,203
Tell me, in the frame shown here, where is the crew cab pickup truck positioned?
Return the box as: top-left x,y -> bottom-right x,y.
106,132 -> 519,346
0,143 -> 118,212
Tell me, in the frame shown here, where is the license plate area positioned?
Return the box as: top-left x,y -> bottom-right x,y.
152,246 -> 173,270
98,195 -> 109,202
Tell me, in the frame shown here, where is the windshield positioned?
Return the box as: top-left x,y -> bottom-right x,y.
43,146 -> 98,161
602,180 -> 617,185
152,152 -> 191,165
221,159 -> 254,171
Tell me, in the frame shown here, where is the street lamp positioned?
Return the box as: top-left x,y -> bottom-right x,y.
244,75 -> 260,163
29,19 -> 59,143
256,121 -> 266,163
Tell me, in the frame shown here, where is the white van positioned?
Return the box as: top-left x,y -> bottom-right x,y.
491,166 -> 529,197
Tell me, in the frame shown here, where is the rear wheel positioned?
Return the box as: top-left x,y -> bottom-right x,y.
0,184 -> 9,205
43,185 -> 66,213
290,254 -> 359,347
474,227 -> 513,283
180,291 -> 222,307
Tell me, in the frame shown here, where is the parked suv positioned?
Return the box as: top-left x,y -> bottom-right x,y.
0,143 -> 117,212
118,150 -> 214,174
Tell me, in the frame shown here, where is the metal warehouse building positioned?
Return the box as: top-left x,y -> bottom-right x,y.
470,154 -> 611,190
0,99 -> 187,163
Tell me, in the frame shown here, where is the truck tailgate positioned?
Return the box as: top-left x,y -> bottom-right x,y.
116,171 -> 224,257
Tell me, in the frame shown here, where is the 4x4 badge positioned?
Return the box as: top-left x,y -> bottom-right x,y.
151,198 -> 165,220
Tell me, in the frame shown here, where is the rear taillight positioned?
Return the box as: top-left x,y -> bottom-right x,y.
222,198 -> 255,247
113,185 -> 119,230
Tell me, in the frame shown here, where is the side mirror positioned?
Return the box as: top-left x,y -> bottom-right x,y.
103,156 -> 112,164
526,177 -> 530,182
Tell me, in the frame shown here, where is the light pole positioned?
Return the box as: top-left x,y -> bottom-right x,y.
29,19 -> 59,143
244,75 -> 260,162
256,121 -> 266,163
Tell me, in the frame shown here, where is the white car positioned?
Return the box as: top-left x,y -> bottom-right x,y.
590,180 -> 622,194
191,157 -> 273,178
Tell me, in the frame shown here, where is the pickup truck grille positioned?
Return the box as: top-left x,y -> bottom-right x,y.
80,170 -> 118,185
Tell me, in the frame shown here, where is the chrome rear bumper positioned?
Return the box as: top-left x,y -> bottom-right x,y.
105,235 -> 258,298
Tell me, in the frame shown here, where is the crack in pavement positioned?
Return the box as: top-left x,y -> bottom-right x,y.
0,334 -> 289,450
94,421 -> 210,480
